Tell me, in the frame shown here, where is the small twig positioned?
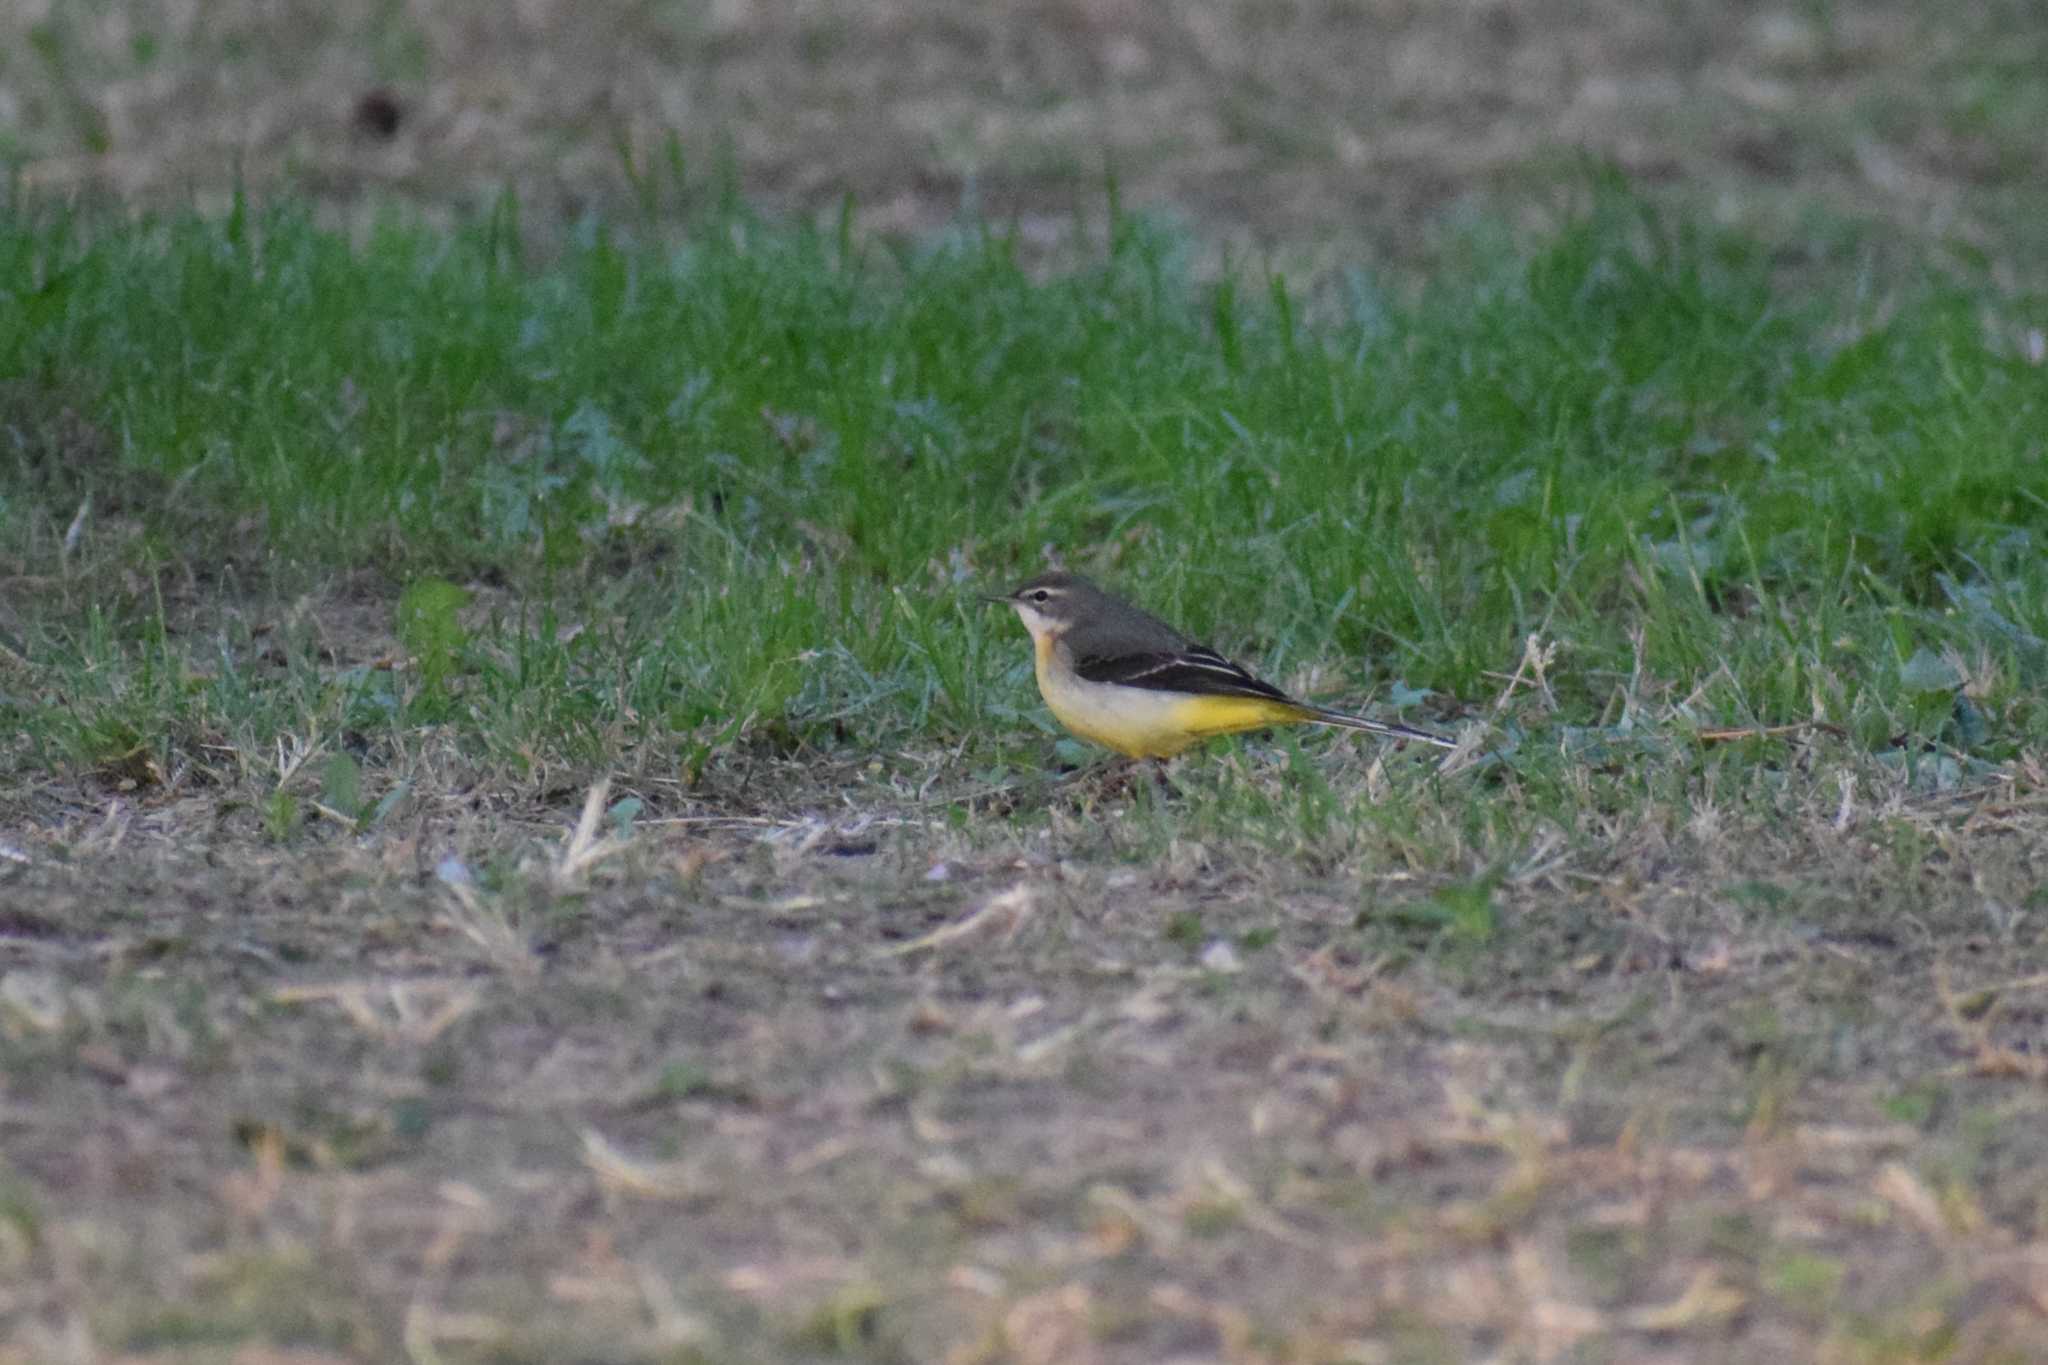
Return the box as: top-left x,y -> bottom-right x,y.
1696,722 -> 1847,744
873,884 -> 1035,957
553,777 -> 631,887
1485,633 -> 1557,714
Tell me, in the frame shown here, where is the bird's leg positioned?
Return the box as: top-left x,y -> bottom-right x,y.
1092,755 -> 1145,799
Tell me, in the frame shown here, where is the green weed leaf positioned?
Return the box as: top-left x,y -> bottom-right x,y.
396,578 -> 471,694
1897,648 -> 1959,694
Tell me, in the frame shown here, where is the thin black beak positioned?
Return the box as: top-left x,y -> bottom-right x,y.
978,592 -> 1015,606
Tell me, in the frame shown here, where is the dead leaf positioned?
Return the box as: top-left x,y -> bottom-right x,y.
1625,1268 -> 1746,1331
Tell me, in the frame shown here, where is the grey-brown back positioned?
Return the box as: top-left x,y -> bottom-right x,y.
1032,574 -> 1191,660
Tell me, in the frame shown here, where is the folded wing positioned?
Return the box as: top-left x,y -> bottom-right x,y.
1074,645 -> 1298,705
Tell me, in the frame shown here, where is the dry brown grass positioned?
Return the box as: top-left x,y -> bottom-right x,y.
6,1 -> 2045,271
4,738 -> 2048,1359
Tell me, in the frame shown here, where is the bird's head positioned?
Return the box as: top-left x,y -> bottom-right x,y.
983,571 -> 1097,643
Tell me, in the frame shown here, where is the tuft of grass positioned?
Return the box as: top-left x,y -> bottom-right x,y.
0,182 -> 2045,839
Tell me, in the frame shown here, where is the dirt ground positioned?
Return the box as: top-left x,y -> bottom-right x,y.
8,746 -> 2048,1360
6,2 -> 2048,1360
7,1 -> 2044,269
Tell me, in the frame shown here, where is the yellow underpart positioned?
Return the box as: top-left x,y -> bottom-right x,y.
1032,633 -> 1309,758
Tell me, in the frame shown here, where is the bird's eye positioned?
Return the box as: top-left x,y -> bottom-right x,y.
1030,589 -> 1050,603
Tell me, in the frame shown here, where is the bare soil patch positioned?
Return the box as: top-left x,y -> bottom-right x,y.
6,741 -> 2048,1358
6,2 -> 2045,269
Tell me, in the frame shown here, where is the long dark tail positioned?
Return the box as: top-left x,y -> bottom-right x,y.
1302,706 -> 1458,749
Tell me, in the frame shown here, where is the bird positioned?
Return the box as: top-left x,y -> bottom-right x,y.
985,571 -> 1455,759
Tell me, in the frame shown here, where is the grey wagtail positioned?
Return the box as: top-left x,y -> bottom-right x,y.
986,571 -> 1455,758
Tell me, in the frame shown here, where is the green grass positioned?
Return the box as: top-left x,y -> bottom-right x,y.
2,179 -> 2046,826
